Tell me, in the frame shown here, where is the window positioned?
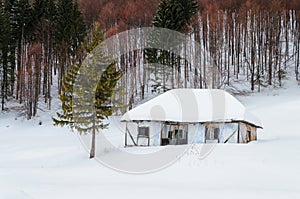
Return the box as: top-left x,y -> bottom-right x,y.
137,126 -> 150,146
161,123 -> 188,145
138,126 -> 149,137
214,128 -> 220,139
205,127 -> 220,141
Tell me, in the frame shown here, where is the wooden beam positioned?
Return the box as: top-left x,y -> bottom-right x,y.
224,130 -> 237,143
237,122 -> 240,143
126,124 -> 138,146
125,122 -> 128,147
160,123 -> 163,146
136,122 -> 139,146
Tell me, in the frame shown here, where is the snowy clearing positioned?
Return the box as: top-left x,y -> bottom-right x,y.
1,79 -> 300,199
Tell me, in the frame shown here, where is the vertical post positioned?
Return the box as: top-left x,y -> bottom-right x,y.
137,121 -> 139,146
148,132 -> 150,146
237,122 -> 240,143
125,122 -> 128,147
186,124 -> 189,144
204,125 -> 207,143
160,122 -> 163,146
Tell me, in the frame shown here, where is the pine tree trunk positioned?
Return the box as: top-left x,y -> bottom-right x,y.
90,127 -> 96,159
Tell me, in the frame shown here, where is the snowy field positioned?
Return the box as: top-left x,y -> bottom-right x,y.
1,79 -> 300,199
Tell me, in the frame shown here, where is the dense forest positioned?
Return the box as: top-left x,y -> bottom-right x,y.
1,0 -> 300,119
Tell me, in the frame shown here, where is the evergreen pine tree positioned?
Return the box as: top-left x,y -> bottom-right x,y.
153,0 -> 198,32
55,0 -> 87,92
145,0 -> 198,92
71,1 -> 87,54
0,2 -> 13,110
6,0 -> 33,47
4,0 -> 34,102
53,23 -> 122,159
32,0 -> 57,106
32,0 -> 56,32
55,0 -> 86,57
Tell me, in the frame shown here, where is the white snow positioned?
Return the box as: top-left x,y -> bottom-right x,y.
121,89 -> 262,128
1,79 -> 300,198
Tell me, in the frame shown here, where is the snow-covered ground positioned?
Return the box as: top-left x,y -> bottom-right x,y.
1,78 -> 300,199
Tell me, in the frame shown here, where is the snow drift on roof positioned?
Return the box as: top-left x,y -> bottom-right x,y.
121,89 -> 262,128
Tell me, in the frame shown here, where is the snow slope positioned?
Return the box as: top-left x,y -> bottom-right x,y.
1,79 -> 300,199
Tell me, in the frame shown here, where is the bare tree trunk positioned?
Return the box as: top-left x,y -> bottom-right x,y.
296,37 -> 300,81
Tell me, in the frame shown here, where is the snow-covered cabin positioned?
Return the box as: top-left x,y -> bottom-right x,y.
121,89 -> 262,146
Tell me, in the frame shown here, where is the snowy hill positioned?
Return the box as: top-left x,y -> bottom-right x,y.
1,78 -> 300,199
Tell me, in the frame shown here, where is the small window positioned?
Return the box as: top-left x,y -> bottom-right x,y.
214,128 -> 220,139
205,127 -> 220,140
138,126 -> 149,137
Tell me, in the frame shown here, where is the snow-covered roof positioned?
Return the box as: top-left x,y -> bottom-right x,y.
121,89 -> 262,128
